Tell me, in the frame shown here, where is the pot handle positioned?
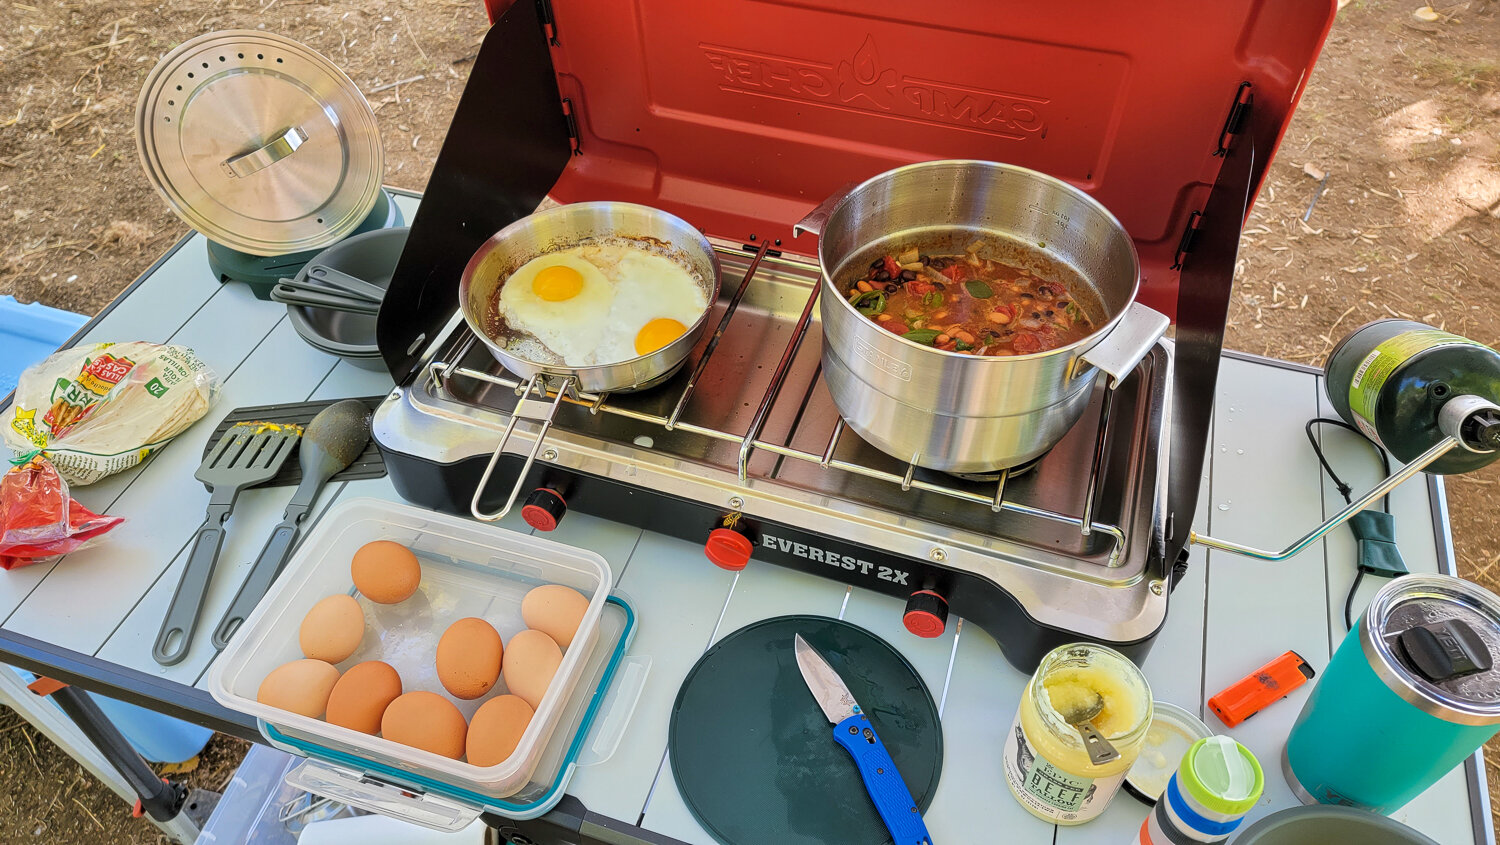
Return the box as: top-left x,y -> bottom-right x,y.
792,182 -> 860,239
1074,302 -> 1169,387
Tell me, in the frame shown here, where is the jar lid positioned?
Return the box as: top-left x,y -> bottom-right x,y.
1123,700 -> 1215,804
1362,575 -> 1500,726
136,31 -> 383,257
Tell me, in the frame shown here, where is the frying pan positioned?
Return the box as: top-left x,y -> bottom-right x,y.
457,202 -> 722,521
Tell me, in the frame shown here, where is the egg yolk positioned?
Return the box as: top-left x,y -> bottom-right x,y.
635,318 -> 687,356
532,265 -> 584,301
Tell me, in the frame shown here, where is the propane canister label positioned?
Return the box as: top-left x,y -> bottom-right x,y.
1347,329 -> 1482,446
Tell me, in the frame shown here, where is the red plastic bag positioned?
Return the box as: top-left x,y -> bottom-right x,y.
0,456 -> 123,570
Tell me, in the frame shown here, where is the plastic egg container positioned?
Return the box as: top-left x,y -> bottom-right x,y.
209,498 -> 613,800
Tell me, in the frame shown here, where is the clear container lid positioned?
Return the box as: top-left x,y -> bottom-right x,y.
1123,700 -> 1215,804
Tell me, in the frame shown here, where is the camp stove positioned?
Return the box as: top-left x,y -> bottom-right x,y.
370,0 -> 1338,671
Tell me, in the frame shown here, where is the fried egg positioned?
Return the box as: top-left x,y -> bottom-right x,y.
497,250 -> 614,365
594,249 -> 710,363
496,242 -> 707,366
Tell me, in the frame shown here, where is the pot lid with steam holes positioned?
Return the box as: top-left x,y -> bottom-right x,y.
136,31 -> 384,257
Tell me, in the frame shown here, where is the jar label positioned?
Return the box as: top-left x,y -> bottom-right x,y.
1347,329 -> 1482,447
1003,709 -> 1125,823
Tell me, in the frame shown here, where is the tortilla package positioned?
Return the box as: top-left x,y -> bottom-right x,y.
3,342 -> 220,485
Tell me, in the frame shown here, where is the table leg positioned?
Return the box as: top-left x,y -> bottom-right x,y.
42,681 -> 188,822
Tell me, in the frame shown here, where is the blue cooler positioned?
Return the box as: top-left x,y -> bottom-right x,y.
0,295 -> 89,399
1284,575 -> 1500,813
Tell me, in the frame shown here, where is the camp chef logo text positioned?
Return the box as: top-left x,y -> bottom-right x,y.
700,35 -> 1049,140
759,532 -> 911,586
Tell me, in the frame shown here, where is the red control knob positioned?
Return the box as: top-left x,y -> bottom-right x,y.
521,488 -> 567,531
705,528 -> 754,571
903,590 -> 949,638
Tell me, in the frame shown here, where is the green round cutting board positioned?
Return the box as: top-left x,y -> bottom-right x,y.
668,615 -> 943,845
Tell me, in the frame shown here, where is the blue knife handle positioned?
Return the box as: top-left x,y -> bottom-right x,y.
832,713 -> 933,845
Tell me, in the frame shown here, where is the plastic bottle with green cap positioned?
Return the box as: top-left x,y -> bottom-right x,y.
1134,736 -> 1263,844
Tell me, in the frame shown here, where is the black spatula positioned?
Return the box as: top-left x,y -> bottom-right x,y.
153,423 -> 300,666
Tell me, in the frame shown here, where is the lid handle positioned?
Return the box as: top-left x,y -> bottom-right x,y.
221,125 -> 307,179
1396,619 -> 1494,683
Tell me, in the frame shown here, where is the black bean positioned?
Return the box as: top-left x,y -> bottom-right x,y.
884,283 -> 899,294
1045,309 -> 1055,317
900,270 -> 917,281
1018,293 -> 1034,301
919,254 -> 931,264
1030,311 -> 1041,319
873,269 -> 891,282
933,282 -> 946,291
870,258 -> 886,270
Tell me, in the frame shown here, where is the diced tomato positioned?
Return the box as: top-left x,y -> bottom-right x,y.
1012,332 -> 1044,354
994,304 -> 1014,320
879,320 -> 909,335
882,256 -> 902,278
935,340 -> 957,352
940,264 -> 970,282
905,280 -> 934,296
1012,327 -> 1058,354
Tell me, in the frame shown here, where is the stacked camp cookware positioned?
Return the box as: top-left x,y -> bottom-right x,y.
136,31 -> 403,299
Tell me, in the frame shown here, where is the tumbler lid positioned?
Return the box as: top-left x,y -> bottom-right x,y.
1362,575 -> 1500,726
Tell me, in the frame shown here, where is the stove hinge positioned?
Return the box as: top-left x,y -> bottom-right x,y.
560,97 -> 581,156
1170,210 -> 1204,271
1214,81 -> 1253,157
536,0 -> 559,46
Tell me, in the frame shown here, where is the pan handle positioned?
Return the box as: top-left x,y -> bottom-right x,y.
792,182 -> 860,239
1073,302 -> 1169,387
470,375 -> 572,523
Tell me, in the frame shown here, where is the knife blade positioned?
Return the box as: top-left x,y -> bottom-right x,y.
794,634 -> 934,845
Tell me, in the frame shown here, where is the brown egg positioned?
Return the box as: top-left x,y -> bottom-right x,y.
521,585 -> 589,648
325,661 -> 403,735
351,540 -> 422,604
299,594 -> 365,663
435,617 -> 503,700
502,629 -> 563,710
380,691 -> 467,759
466,695 -> 533,767
257,659 -> 340,718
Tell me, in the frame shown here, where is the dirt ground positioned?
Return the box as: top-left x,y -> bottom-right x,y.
2,0 -> 1499,841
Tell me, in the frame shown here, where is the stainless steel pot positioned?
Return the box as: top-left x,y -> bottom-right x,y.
458,201 -> 722,521
794,160 -> 1168,473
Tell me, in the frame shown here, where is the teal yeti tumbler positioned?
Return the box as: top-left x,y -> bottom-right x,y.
1284,575 -> 1500,813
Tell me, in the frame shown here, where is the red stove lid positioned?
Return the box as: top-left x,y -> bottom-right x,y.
488,0 -> 1336,317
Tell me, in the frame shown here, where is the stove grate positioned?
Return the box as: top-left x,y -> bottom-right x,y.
427,242 -> 1131,565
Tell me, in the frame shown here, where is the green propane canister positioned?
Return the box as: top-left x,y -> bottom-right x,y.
1325,320 -> 1500,475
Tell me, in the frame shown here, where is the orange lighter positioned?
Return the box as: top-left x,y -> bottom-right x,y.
1208,650 -> 1316,727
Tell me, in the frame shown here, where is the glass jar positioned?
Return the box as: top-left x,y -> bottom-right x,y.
1003,643 -> 1153,824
